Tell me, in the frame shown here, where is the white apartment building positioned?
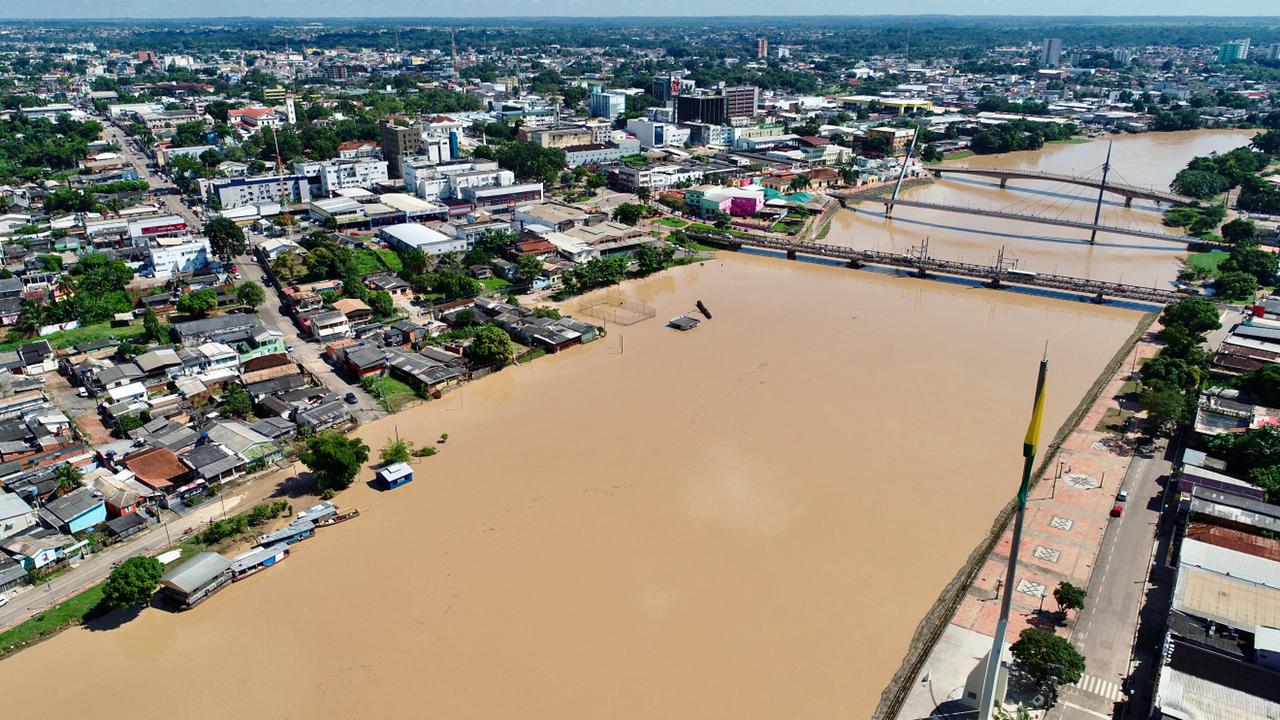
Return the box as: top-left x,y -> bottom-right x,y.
402,159 -> 516,202
203,175 -> 311,210
293,158 -> 389,196
625,119 -> 690,149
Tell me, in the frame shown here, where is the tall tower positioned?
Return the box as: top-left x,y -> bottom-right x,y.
451,30 -> 459,76
756,36 -> 768,59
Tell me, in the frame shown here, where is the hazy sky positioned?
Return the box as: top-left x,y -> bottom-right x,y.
3,1 -> 1278,19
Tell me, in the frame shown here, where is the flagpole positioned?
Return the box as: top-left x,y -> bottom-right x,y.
978,354 -> 1048,720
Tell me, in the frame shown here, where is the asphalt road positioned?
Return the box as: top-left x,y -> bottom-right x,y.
1052,445 -> 1170,720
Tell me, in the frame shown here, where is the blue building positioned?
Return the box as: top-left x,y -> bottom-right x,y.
589,90 -> 627,119
377,462 -> 414,490
39,487 -> 107,535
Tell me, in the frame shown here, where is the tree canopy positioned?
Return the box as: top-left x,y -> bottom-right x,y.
205,216 -> 247,262
1009,627 -> 1086,687
102,556 -> 165,609
465,325 -> 514,366
299,432 -> 370,493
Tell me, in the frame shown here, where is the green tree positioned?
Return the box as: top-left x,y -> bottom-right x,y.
515,253 -> 543,283
635,243 -> 676,274
1242,363 -> 1280,407
1215,270 -> 1259,301
177,288 -> 218,317
921,144 -> 943,163
1053,582 -> 1087,614
612,202 -> 647,226
368,290 -> 394,317
236,281 -> 265,309
1141,386 -> 1188,437
142,307 -> 166,343
1160,298 -> 1221,335
1221,218 -> 1257,244
1219,244 -> 1279,285
102,555 -> 164,609
54,462 -> 83,495
1171,169 -> 1229,199
465,325 -> 514,366
1009,627 -> 1086,687
299,432 -> 370,493
220,383 -> 253,418
205,216 -> 247,262
380,438 -> 412,465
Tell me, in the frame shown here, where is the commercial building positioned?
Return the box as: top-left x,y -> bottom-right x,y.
403,159 -> 516,202
1041,38 -> 1063,67
521,126 -> 595,149
128,215 -> 188,244
625,118 -> 690,149
676,94 -> 728,126
651,74 -> 694,103
380,120 -> 424,178
724,86 -> 759,119
147,235 -> 211,278
563,144 -> 625,168
379,222 -> 469,256
867,126 -> 917,156
589,90 -> 627,119
462,182 -> 545,210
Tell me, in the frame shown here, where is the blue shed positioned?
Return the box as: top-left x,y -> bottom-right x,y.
39,488 -> 107,535
377,463 -> 414,490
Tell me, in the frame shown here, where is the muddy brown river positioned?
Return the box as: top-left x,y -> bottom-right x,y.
829,129 -> 1257,286
1,130 -> 1254,719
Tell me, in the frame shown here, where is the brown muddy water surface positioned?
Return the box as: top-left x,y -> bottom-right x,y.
2,254 -> 1141,719
829,129 -> 1256,286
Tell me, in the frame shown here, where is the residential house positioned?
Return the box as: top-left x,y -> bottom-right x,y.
332,298 -> 374,324
298,310 -> 351,341
205,420 -> 282,465
366,275 -> 412,297
38,487 -> 107,534
181,443 -> 243,485
0,492 -> 36,540
121,447 -> 200,509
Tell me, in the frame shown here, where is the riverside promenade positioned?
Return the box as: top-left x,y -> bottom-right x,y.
887,316 -> 1164,720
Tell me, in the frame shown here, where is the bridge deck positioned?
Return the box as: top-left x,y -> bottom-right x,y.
686,231 -> 1181,305
853,197 -> 1193,244
931,166 -> 1189,204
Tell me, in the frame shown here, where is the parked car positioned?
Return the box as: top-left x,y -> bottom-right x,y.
1117,490 -> 1129,502
344,392 -> 358,405
77,387 -> 90,398
1110,504 -> 1124,518
0,593 -> 8,607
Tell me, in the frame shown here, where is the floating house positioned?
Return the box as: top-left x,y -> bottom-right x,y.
376,462 -> 414,490
230,543 -> 289,581
668,316 -> 701,332
295,501 -> 338,524
159,552 -> 233,610
255,519 -> 316,547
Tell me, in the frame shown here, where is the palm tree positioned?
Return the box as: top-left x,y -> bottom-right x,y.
789,175 -> 812,192
54,463 -> 83,496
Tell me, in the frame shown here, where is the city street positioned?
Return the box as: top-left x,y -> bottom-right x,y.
0,484 -> 265,631
1052,445 -> 1170,720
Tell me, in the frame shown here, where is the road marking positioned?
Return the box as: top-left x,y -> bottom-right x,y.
1073,674 -> 1123,701
1063,701 -> 1112,719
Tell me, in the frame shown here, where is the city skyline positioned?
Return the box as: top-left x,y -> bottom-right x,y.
4,2 -> 1280,19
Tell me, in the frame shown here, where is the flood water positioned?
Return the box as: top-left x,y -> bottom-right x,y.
829,129 -> 1257,286
1,255 -> 1142,719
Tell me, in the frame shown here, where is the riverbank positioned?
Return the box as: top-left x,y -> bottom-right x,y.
886,311 -> 1162,720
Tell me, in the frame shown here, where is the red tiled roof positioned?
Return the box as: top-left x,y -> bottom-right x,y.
122,447 -> 189,491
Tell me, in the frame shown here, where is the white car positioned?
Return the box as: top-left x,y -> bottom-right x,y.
0,593 -> 8,607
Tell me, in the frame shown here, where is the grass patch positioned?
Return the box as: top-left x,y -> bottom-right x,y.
0,584 -> 105,657
374,248 -> 403,272
1117,380 -> 1140,397
1187,251 -> 1228,273
363,375 -> 417,413
655,217 -> 688,228
771,221 -> 803,235
942,150 -> 975,161
0,321 -> 148,351
686,222 -> 717,233
479,277 -> 512,292
815,219 -> 834,240
1050,137 -> 1092,144
620,154 -> 651,168
350,248 -> 384,276
1094,407 -> 1135,434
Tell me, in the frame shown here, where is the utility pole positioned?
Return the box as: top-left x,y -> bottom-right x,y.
1089,141 -> 1113,245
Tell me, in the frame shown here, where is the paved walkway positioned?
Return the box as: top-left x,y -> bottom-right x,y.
895,328 -> 1164,720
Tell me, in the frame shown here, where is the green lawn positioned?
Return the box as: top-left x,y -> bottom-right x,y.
815,219 -> 834,240
0,321 -> 148,351
1051,137 -> 1093,144
480,277 -> 512,292
686,223 -> 717,233
364,376 -> 417,413
0,584 -> 105,658
1187,251 -> 1229,273
620,154 -> 651,168
374,248 -> 403,272
655,217 -> 688,228
942,150 -> 975,161
350,248 -> 385,276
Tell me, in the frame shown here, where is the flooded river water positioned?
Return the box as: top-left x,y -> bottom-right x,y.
829,129 -> 1257,286
2,254 -> 1142,719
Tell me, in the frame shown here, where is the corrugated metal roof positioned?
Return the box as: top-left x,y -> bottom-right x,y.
160,552 -> 231,594
1180,539 -> 1280,590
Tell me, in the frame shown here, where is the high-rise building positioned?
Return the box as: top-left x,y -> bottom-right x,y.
724,86 -> 759,119
380,120 -> 424,179
676,94 -> 728,126
1219,38 -> 1251,63
588,90 -> 627,119
1040,38 -> 1063,67
756,36 -> 769,59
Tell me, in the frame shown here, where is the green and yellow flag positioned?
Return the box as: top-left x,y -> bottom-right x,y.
1023,358 -> 1048,459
